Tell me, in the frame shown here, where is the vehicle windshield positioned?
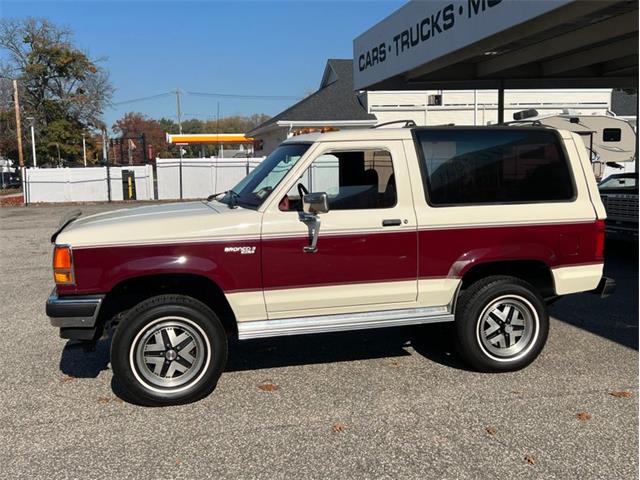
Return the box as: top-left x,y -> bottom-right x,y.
599,174 -> 637,191
216,143 -> 310,209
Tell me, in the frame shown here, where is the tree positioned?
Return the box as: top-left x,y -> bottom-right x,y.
112,112 -> 170,163
158,117 -> 179,135
0,18 -> 113,165
201,114 -> 270,134
110,113 -> 272,161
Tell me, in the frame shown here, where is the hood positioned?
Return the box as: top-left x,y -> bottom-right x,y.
56,201 -> 261,248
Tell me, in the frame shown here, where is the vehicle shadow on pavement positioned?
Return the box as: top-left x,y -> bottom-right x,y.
226,323 -> 472,372
59,336 -> 111,378
58,336 -> 140,404
56,323 -> 471,386
550,239 -> 638,350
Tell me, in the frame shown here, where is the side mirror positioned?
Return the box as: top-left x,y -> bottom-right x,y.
298,192 -> 328,253
302,192 -> 329,215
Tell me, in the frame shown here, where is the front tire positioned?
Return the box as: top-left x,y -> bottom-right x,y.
111,294 -> 227,406
454,276 -> 549,372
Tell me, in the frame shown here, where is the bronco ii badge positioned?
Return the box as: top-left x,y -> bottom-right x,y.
224,246 -> 256,255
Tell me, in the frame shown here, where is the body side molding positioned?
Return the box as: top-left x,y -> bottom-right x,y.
237,305 -> 453,340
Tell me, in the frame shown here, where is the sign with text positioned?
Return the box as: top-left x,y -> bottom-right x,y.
353,0 -> 573,89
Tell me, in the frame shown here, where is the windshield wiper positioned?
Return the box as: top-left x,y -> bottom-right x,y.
206,191 -> 226,202
207,189 -> 241,208
206,189 -> 240,207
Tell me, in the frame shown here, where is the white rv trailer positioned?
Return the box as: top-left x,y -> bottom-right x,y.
510,112 -> 637,181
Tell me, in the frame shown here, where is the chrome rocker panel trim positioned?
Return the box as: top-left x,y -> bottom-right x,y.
237,305 -> 454,340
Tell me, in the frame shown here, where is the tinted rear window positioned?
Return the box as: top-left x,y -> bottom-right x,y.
414,129 -> 574,206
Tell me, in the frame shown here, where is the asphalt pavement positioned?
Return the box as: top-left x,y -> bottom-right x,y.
0,203 -> 637,479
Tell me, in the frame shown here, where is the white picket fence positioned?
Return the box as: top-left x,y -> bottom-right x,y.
156,157 -> 264,200
23,165 -> 155,203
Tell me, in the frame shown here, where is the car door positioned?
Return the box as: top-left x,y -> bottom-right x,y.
260,140 -> 418,319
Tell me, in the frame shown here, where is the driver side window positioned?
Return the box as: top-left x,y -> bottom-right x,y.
280,149 -> 396,211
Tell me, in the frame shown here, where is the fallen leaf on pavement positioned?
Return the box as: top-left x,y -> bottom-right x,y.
97,396 -> 123,404
485,426 -> 497,436
332,423 -> 347,433
609,391 -> 632,398
524,454 -> 536,465
258,382 -> 279,392
576,412 -> 592,422
60,375 -> 75,383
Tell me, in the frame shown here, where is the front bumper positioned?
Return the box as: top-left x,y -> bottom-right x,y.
46,289 -> 105,340
590,276 -> 616,298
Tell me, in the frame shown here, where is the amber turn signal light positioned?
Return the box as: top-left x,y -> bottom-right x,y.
53,245 -> 74,285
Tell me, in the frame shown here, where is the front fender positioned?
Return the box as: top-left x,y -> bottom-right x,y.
56,241 -> 261,295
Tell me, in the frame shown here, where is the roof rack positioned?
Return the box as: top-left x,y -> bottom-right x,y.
372,119 -> 417,129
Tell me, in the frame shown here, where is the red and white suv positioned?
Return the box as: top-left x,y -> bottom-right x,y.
47,126 -> 614,405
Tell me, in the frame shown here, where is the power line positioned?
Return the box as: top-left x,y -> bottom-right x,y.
182,113 -> 218,119
187,90 -> 300,100
110,92 -> 173,107
110,89 -> 301,110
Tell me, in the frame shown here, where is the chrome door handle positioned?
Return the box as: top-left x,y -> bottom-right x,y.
382,219 -> 402,227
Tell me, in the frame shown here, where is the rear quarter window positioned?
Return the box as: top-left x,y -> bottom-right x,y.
414,129 -> 575,206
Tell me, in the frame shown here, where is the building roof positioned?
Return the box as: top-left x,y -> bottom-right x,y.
248,59 -> 376,136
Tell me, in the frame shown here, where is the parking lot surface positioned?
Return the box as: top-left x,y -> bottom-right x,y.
1,203 -> 637,479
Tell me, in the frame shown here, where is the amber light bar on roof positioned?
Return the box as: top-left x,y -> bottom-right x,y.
166,133 -> 254,145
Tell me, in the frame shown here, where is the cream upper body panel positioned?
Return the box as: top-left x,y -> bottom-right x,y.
56,200 -> 261,248
566,131 -> 606,219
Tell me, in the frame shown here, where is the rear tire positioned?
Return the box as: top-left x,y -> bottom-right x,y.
454,275 -> 549,372
111,294 -> 227,406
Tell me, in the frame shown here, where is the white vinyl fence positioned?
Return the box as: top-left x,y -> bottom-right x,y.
23,165 -> 154,203
156,157 -> 264,200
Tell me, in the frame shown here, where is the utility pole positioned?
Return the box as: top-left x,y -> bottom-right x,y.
82,133 -> 87,167
103,128 -> 111,202
175,88 -> 183,200
12,80 -> 24,169
102,130 -> 108,163
26,117 -> 37,167
216,101 -> 220,157
175,88 -> 183,134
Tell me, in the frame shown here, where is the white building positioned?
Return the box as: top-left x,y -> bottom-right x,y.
365,89 -> 612,126
249,59 -> 615,156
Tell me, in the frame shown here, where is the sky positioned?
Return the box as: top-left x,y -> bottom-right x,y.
0,0 -> 404,127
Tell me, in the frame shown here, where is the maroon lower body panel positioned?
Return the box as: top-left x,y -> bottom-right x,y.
261,230 -> 419,290
58,241 -> 261,295
57,221 -> 602,296
418,221 -> 603,278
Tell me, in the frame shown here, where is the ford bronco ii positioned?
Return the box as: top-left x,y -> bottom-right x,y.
47,126 -> 615,405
